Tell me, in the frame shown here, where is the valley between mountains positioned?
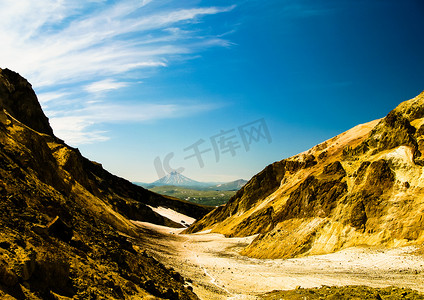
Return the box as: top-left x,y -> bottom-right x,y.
135,221 -> 424,299
1,68 -> 424,299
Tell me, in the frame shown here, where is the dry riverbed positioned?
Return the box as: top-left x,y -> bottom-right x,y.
132,221 -> 424,299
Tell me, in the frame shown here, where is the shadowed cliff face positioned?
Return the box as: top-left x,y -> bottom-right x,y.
0,69 -> 53,136
187,91 -> 424,259
0,69 -> 206,299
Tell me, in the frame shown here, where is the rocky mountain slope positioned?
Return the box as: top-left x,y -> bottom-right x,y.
187,91 -> 424,259
0,68 -> 210,299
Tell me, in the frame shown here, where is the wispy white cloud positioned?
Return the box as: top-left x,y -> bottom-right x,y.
0,1 -> 235,87
49,101 -> 220,145
37,91 -> 72,105
84,79 -> 129,94
49,116 -> 108,145
0,0 -> 235,144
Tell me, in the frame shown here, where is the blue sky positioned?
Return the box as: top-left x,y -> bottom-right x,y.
1,0 -> 423,182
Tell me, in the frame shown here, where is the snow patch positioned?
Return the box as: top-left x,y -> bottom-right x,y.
147,205 -> 196,227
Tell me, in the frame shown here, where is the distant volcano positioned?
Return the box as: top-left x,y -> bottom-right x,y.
152,171 -> 206,187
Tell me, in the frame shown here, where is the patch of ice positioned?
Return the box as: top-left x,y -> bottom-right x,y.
147,205 -> 196,227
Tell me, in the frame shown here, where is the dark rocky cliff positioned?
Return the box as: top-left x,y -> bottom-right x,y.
0,68 -> 208,299
0,69 -> 53,136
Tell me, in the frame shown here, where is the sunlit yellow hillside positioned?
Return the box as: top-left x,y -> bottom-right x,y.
187,91 -> 424,259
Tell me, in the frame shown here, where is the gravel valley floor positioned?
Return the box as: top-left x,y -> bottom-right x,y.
132,221 -> 424,299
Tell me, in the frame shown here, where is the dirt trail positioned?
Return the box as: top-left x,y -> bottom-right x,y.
132,221 -> 424,300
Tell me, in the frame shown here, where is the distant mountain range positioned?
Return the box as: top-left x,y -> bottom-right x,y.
206,179 -> 247,191
152,171 -> 208,188
135,172 -> 247,191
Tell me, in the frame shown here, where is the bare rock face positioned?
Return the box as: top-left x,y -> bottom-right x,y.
0,69 -> 53,136
187,91 -> 424,259
0,261 -> 18,287
0,68 -> 203,299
